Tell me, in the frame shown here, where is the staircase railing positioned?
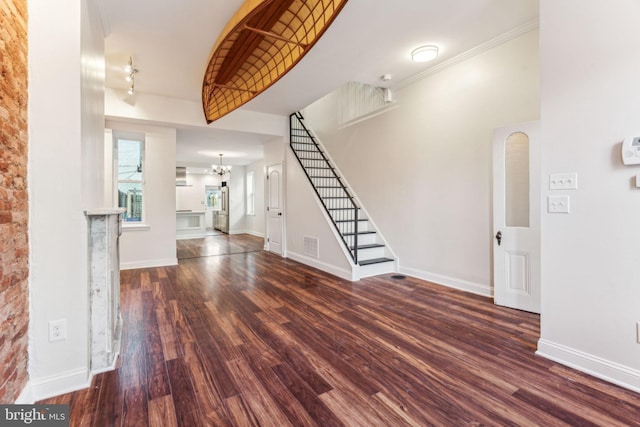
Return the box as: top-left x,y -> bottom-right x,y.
289,112 -> 359,264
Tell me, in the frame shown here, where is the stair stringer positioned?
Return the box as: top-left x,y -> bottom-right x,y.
296,127 -> 399,280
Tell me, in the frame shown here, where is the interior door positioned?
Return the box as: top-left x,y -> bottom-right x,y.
493,121 -> 540,313
267,163 -> 283,255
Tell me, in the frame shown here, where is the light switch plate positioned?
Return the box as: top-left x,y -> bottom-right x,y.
549,173 -> 578,190
548,195 -> 570,213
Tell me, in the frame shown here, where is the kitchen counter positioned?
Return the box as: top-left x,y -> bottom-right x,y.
176,210 -> 206,239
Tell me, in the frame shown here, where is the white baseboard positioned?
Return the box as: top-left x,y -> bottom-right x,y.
27,367 -> 91,402
399,266 -> 492,297
537,339 -> 640,394
286,251 -> 354,281
176,233 -> 207,240
120,257 -> 178,270
15,382 -> 34,404
229,230 -> 265,239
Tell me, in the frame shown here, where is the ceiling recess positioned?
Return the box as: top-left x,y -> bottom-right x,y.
201,0 -> 349,123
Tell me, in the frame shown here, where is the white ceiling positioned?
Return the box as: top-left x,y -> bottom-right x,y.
100,0 -> 539,166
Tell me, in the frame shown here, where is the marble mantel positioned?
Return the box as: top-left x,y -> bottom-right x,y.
85,208 -> 125,373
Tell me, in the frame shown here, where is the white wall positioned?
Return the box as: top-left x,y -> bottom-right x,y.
286,149 -> 354,279
245,159 -> 266,237
264,137 -> 286,167
105,88 -> 288,138
228,166 -> 246,234
28,0 -> 105,400
80,0 -> 106,209
106,120 -> 177,269
302,30 -> 540,293
537,0 -> 640,392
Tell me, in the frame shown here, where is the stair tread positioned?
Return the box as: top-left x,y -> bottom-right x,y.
343,230 -> 376,236
335,218 -> 368,222
358,257 -> 394,266
350,243 -> 385,250
293,149 -> 321,153
328,207 -> 357,211
323,196 -> 351,199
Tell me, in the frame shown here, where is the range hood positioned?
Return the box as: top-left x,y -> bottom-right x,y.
176,167 -> 188,186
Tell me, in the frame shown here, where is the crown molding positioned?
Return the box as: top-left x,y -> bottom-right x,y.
397,18 -> 539,90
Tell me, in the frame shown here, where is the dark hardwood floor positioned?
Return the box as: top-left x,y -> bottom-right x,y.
176,233 -> 265,260
40,247 -> 640,426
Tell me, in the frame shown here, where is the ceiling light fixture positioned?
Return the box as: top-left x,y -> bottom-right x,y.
212,154 -> 232,177
126,56 -> 138,95
411,45 -> 439,63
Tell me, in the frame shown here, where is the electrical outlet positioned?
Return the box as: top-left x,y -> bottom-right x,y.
49,319 -> 67,342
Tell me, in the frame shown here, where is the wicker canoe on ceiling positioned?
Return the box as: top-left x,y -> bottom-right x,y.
201,0 -> 349,123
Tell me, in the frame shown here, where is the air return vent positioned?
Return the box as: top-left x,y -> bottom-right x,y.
303,236 -> 319,258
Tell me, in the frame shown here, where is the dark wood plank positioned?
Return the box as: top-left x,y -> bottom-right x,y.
271,363 -> 344,427
91,369 -> 123,427
224,358 -> 292,426
122,384 -> 149,427
142,290 -> 171,400
148,395 -> 178,427
182,342 -> 234,426
166,358 -> 203,426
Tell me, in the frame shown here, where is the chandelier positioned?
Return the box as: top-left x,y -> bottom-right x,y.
212,153 -> 232,177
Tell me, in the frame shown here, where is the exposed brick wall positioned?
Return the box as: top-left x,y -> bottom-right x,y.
0,0 -> 29,403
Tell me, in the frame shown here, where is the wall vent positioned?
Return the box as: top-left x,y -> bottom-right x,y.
303,236 -> 319,258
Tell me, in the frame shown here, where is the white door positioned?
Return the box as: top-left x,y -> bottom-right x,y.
267,163 -> 283,255
492,121 -> 540,313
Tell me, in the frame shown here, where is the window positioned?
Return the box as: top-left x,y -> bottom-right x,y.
116,138 -> 144,222
246,171 -> 255,215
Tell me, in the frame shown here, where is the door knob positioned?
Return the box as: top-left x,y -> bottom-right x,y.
278,212 -> 282,216
495,231 -> 502,246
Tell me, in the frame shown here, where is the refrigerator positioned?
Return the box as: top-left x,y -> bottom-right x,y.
215,184 -> 229,233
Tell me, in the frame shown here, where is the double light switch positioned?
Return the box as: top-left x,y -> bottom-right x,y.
548,173 -> 577,214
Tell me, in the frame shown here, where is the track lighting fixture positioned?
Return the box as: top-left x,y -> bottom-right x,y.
126,56 -> 138,95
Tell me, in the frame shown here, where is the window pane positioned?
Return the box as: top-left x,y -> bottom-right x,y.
118,182 -> 142,222
118,139 -> 142,181
505,132 -> 529,227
